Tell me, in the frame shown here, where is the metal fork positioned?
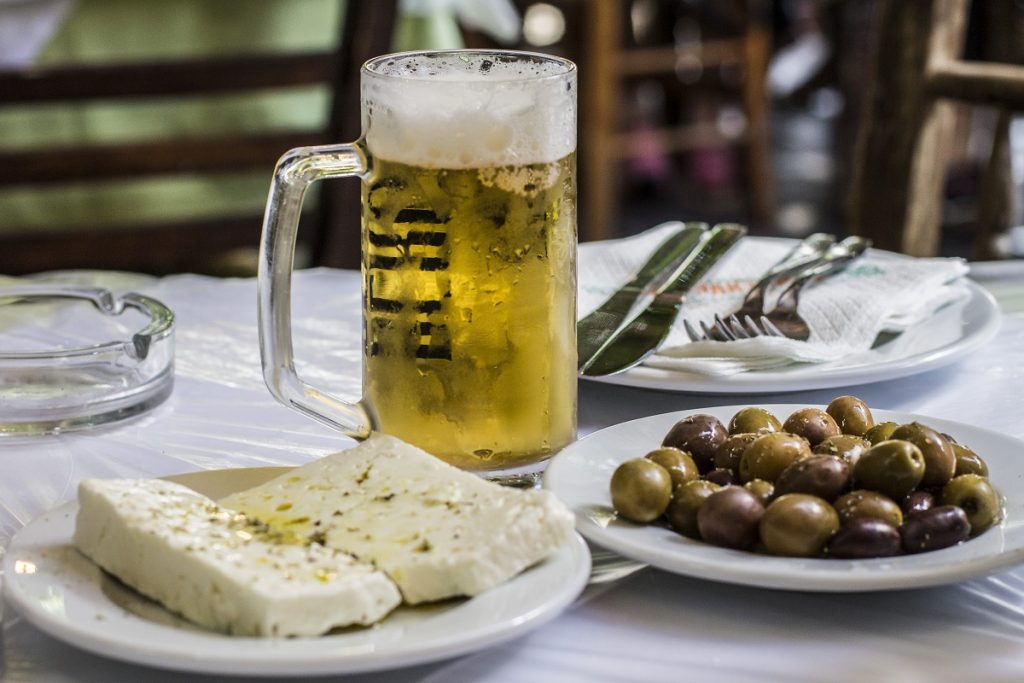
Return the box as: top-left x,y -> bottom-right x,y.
701,236 -> 871,341
683,233 -> 835,342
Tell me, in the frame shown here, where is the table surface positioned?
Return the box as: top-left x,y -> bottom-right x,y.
2,262 -> 1024,683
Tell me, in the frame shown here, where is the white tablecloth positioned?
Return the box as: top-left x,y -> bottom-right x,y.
2,265 -> 1024,682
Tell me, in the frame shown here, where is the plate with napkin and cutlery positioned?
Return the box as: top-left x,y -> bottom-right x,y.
577,222 -> 1001,394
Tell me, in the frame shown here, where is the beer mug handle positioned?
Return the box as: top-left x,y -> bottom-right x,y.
257,143 -> 373,439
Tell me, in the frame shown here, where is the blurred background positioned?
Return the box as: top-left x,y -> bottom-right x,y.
1,0 -> 1023,276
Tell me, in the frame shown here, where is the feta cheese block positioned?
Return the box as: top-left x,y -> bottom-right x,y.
73,479 -> 401,636
220,434 -> 576,604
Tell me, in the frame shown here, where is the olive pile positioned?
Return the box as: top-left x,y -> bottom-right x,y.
609,397 -> 1002,558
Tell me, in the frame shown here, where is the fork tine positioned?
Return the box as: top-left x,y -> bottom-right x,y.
712,315 -> 738,341
759,316 -> 787,338
726,315 -> 750,339
742,315 -> 763,337
700,319 -> 725,342
683,318 -> 703,342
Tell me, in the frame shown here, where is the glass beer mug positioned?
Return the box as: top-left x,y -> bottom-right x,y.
258,50 -> 577,473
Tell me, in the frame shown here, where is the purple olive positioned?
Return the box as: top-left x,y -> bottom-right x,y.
827,518 -> 901,559
901,505 -> 971,553
697,486 -> 766,550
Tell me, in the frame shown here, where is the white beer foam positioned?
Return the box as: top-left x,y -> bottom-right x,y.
363,53 -> 576,173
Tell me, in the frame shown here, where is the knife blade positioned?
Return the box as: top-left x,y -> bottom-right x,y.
579,223 -> 746,376
577,222 -> 708,370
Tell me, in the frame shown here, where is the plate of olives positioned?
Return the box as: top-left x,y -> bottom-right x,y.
543,398 -> 1020,591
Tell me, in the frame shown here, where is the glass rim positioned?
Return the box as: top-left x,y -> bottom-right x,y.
362,49 -> 576,83
0,286 -> 174,362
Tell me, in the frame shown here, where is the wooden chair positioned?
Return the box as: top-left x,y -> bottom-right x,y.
848,0 -> 1024,257
578,0 -> 775,242
0,0 -> 396,275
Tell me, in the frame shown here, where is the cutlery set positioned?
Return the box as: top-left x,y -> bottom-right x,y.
578,228 -> 871,376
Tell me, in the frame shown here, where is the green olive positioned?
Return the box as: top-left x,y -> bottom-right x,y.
713,433 -> 759,475
952,443 -> 989,477
826,396 -> 875,437
853,440 -> 925,499
814,434 -> 871,469
728,407 -> 782,435
665,480 -> 721,538
610,458 -> 672,523
834,489 -> 904,528
941,474 -> 1001,535
782,408 -> 841,447
891,422 -> 955,489
864,421 -> 899,445
743,478 -> 775,506
739,432 -> 813,484
759,494 -> 840,557
645,447 -> 700,489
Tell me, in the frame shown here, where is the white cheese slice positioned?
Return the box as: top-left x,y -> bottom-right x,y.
220,434 -> 576,604
73,479 -> 401,637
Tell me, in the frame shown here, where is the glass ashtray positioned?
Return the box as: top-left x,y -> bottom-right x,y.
0,285 -> 174,435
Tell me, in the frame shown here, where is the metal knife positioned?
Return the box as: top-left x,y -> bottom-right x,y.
579,223 -> 747,376
577,222 -> 708,370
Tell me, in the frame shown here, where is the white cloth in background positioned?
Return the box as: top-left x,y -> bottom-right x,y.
400,0 -> 520,44
579,223 -> 971,376
0,0 -> 74,68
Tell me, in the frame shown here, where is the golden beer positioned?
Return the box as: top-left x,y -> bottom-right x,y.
362,154 -> 577,470
258,50 -> 577,473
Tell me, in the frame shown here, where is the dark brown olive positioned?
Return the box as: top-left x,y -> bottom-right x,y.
663,414 -> 728,473
827,518 -> 901,559
853,440 -> 925,499
743,479 -> 775,506
759,494 -> 840,557
864,421 -> 899,445
941,474 -> 1001,535
901,505 -> 971,553
714,433 -> 759,474
952,443 -> 989,477
774,455 -> 850,502
891,422 -> 955,489
739,432 -> 813,483
610,459 -> 672,523
834,490 -> 904,528
665,480 -> 721,538
814,435 -> 871,469
705,468 -> 737,487
645,447 -> 700,489
826,396 -> 875,437
782,408 -> 841,447
696,487 -> 766,550
728,407 -> 782,435
902,490 -> 935,516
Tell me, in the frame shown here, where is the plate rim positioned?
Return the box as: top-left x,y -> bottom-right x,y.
580,263 -> 1001,394
2,472 -> 592,677
544,404 -> 1024,592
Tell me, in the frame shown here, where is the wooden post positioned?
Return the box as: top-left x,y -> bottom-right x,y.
316,0 -> 398,269
848,0 -> 969,256
580,0 -> 621,242
741,0 -> 775,228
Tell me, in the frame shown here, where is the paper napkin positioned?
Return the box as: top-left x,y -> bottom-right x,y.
579,223 -> 971,376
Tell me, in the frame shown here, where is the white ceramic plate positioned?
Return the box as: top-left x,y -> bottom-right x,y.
584,280 -> 1001,394
544,405 -> 1024,592
3,468 -> 591,677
